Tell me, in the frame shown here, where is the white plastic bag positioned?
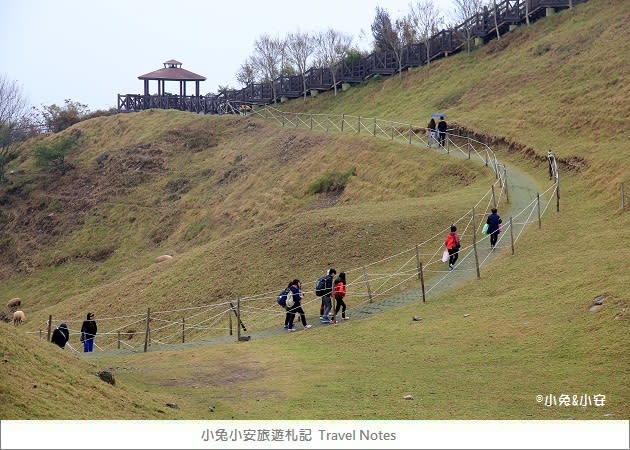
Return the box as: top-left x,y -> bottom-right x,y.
442,249 -> 449,263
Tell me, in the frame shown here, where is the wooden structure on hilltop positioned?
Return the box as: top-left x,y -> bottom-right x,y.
118,0 -> 588,115
118,60 -> 207,112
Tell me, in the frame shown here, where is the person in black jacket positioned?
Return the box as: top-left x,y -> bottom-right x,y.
286,280 -> 312,331
80,312 -> 97,352
320,268 -> 336,324
437,116 -> 447,147
51,323 -> 69,349
486,208 -> 503,249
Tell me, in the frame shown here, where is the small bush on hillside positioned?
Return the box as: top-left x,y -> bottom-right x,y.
308,167 -> 357,195
39,99 -> 89,133
33,134 -> 77,174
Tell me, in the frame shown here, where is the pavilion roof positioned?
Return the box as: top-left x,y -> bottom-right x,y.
138,65 -> 206,81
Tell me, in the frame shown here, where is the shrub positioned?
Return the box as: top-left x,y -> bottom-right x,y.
308,167 -> 357,195
33,134 -> 77,174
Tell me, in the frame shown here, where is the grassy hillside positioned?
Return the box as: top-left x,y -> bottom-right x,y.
0,0 -> 627,420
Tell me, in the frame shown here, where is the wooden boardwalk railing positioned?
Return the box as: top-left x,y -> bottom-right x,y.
118,0 -> 588,114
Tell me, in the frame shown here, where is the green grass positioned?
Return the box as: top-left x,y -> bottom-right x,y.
0,0 -> 628,420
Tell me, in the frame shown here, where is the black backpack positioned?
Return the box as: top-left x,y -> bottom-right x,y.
315,276 -> 327,297
276,289 -> 289,308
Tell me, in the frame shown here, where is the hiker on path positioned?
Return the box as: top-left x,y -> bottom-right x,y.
319,268 -> 336,324
281,282 -> 294,330
427,118 -> 436,147
286,279 -> 312,332
51,323 -> 69,349
80,312 -> 97,352
486,208 -> 503,249
444,225 -> 461,270
437,116 -> 447,148
331,272 -> 349,323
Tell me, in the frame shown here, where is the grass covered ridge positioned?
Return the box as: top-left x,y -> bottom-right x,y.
0,0 -> 627,420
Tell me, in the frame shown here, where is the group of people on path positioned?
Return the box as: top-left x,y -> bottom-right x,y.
427,116 -> 448,148
50,312 -> 98,353
280,268 -> 348,332
444,208 -> 503,270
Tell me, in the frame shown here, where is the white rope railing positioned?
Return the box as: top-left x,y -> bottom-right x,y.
31,109 -> 559,352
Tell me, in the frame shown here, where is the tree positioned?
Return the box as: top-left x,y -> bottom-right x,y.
236,57 -> 258,87
452,0 -> 484,54
410,0 -> 444,68
371,6 -> 394,52
251,34 -> 283,103
39,99 -> 89,133
315,28 -> 353,96
286,31 -> 315,102
0,75 -> 38,182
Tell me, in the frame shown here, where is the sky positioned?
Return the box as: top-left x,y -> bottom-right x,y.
0,0 -> 456,111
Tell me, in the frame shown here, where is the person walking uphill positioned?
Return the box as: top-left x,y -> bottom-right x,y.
427,118 -> 436,147
317,268 -> 336,324
437,116 -> 447,148
486,208 -> 502,249
286,279 -> 312,332
331,272 -> 349,323
444,225 -> 461,271
80,312 -> 97,352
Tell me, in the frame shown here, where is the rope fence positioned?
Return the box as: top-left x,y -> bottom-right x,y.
27,109 -> 561,353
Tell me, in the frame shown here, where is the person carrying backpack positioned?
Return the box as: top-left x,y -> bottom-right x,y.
444,225 -> 461,271
277,283 -> 294,330
286,279 -> 312,332
331,272 -> 348,323
486,208 -> 502,249
316,268 -> 336,324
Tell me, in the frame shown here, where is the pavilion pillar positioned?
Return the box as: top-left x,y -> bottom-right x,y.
144,79 -> 149,95
195,81 -> 200,97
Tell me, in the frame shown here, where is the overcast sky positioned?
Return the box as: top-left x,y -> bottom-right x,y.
0,0 -> 456,111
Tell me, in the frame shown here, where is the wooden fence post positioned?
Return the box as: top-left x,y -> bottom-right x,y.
471,208 -> 481,279
408,124 -> 412,144
310,114 -> 313,130
47,315 -> 52,342
373,117 -> 376,136
229,312 -> 233,336
144,308 -> 151,353
391,123 -> 394,140
341,114 -> 344,132
39,329 -> 42,340
415,244 -> 426,302
237,296 -> 241,342
363,266 -> 373,303
537,193 -> 542,229
509,216 -> 515,255
504,166 -> 510,204
182,317 -> 185,343
358,116 -> 361,133
117,331 -> 121,349
556,175 -> 560,212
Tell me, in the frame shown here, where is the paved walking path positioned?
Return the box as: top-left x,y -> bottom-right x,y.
91,131 -> 547,356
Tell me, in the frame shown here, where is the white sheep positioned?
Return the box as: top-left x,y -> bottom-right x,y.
7,298 -> 21,309
154,255 -> 173,263
13,310 -> 25,326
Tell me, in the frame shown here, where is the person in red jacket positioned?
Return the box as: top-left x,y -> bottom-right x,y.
331,272 -> 348,323
444,225 -> 461,270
